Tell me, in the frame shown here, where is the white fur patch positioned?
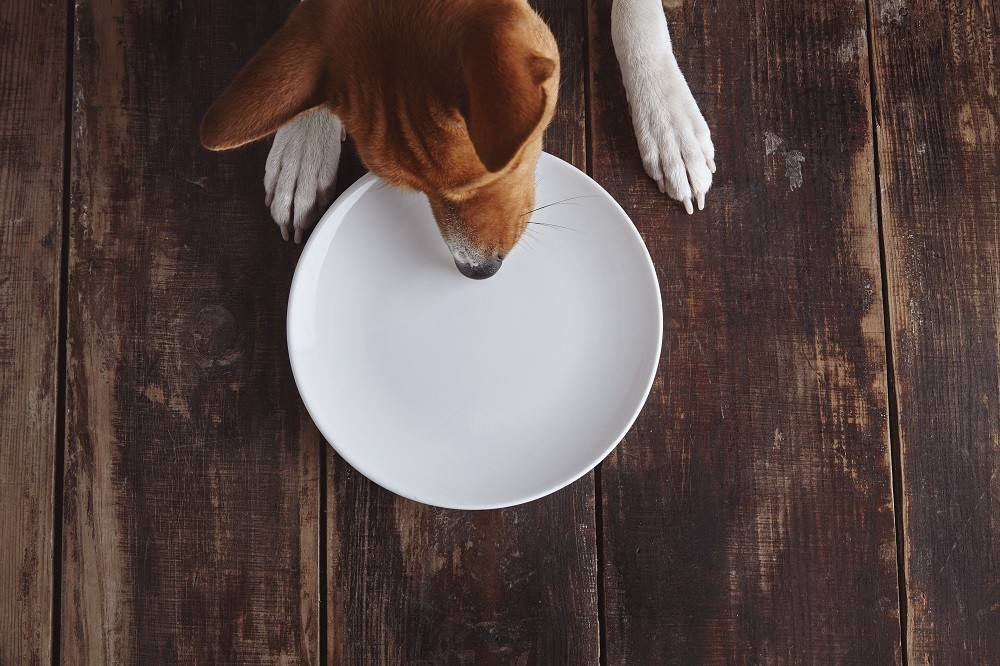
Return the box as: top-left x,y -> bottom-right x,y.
442,231 -> 489,268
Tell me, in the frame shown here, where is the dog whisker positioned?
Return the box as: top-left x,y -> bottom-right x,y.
528,221 -> 581,233
521,194 -> 599,217
518,232 -> 540,255
521,226 -> 554,251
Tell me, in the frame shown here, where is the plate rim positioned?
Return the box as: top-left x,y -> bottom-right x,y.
287,152 -> 663,510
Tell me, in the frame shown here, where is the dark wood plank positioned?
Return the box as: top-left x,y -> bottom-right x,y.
869,0 -> 1000,661
61,0 -> 320,661
0,0 -> 65,662
589,0 -> 901,661
325,1 -> 598,662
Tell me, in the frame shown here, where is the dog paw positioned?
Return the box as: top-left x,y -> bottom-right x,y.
264,107 -> 345,243
629,70 -> 715,213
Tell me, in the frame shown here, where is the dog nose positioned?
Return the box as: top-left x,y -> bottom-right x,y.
454,255 -> 503,280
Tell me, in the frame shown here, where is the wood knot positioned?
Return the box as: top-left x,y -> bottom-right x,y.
191,304 -> 242,365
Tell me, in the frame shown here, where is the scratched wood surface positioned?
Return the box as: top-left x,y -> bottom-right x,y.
0,0 -> 65,662
588,0 -> 902,661
324,1 -> 600,662
869,0 -> 1000,662
2,0 -> 997,661
61,0 -> 321,661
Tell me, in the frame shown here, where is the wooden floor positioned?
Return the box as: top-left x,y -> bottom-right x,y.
1,0 -> 998,662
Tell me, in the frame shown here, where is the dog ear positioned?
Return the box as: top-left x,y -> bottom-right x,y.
460,9 -> 557,172
200,0 -> 332,151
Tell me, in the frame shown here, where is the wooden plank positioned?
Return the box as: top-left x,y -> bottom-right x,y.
869,0 -> 1000,661
588,0 -> 902,661
61,0 -> 320,661
325,1 -> 599,662
0,0 -> 66,662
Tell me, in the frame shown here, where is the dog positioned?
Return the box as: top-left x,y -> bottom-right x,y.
201,0 -> 714,279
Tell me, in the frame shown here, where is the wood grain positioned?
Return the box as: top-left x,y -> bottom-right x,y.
61,0 -> 321,661
0,0 -> 66,662
869,0 -> 1000,661
588,0 -> 902,661
325,1 -> 599,662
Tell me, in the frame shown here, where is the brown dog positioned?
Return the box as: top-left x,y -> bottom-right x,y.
202,0 -> 713,279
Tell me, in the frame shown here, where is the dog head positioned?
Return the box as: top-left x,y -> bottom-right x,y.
201,0 -> 559,279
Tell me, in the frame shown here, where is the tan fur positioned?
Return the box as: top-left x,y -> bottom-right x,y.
201,0 -> 560,259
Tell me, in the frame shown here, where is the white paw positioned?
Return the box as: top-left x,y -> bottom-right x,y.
629,70 -> 715,213
264,107 -> 345,243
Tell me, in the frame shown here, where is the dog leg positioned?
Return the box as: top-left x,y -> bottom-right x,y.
264,107 -> 346,243
611,0 -> 714,213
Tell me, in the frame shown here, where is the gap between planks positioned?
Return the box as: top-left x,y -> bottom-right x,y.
862,0 -> 909,661
52,0 -> 77,662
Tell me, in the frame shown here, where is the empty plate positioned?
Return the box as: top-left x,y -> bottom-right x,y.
288,152 -> 662,509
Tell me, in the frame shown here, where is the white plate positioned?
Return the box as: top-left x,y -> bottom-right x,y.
288,153 -> 662,509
